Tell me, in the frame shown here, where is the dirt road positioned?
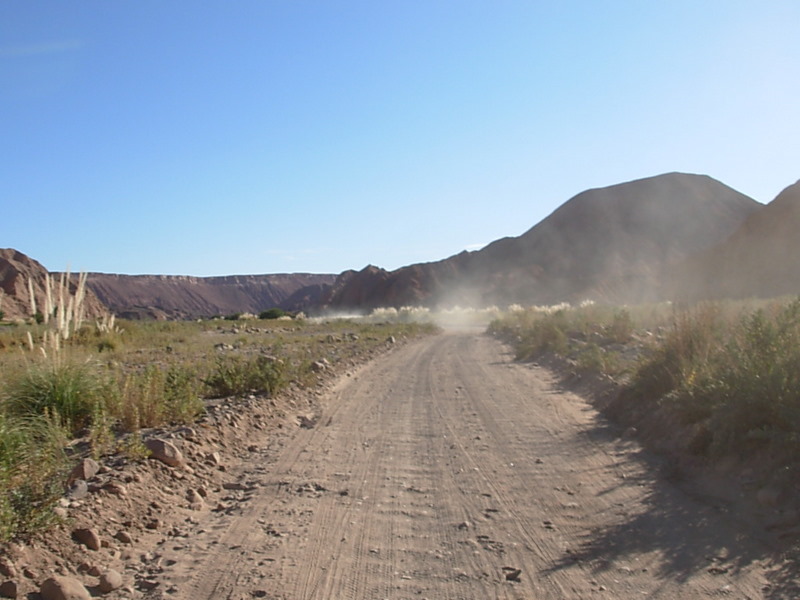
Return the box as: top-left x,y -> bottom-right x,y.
153,332 -> 774,599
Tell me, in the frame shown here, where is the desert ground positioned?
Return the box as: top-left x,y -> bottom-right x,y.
120,331 -> 792,600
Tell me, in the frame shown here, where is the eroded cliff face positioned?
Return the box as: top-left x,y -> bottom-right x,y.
84,272 -> 337,319
0,249 -> 107,321
321,173 -> 762,311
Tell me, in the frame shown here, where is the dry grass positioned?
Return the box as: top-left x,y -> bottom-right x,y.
0,310 -> 437,542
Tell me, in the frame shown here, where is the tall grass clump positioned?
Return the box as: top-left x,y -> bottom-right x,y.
0,412 -> 69,540
5,360 -> 108,434
113,365 -> 204,431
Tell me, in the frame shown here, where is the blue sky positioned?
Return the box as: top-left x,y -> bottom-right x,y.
2,2 -> 799,276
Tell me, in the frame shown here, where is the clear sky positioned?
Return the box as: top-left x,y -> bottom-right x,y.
2,2 -> 799,276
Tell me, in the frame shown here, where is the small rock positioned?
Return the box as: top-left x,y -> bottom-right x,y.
0,558 -> 17,579
103,482 -> 127,496
297,415 -> 316,429
40,576 -> 91,600
0,580 -> 17,599
66,480 -> 89,500
207,452 -> 222,466
84,565 -> 102,577
145,519 -> 161,530
144,438 -> 185,468
502,567 -> 522,582
187,489 -> 205,509
98,569 -> 123,593
22,568 -> 37,580
222,482 -> 250,491
68,459 -> 100,485
115,531 -> 133,544
72,528 -> 101,551
137,579 -> 159,591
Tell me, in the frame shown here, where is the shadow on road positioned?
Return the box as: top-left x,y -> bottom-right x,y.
537,357 -> 800,599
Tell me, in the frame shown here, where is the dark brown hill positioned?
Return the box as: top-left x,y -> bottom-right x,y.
85,272 -> 337,319
321,173 -> 762,310
671,180 -> 800,300
0,249 -> 106,321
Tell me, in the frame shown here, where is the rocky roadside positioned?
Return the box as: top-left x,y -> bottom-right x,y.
0,334 -> 405,600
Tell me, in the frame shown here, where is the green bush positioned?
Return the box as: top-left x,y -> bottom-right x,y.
163,365 -> 204,424
0,412 -> 69,540
515,310 -> 570,360
204,355 -> 286,397
260,308 -> 288,320
5,361 -> 108,433
620,299 -> 800,456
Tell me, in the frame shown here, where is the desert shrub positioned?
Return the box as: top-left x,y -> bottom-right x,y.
224,313 -> 241,321
260,308 -> 287,320
576,343 -> 621,375
204,355 -> 287,397
0,411 -> 69,540
163,365 -> 204,424
514,310 -> 570,360
677,300 -> 800,453
619,299 -> 800,456
625,304 -> 723,404
114,364 -> 202,430
5,360 -> 108,433
607,309 -> 634,343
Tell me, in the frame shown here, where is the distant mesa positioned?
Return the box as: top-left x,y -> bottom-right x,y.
84,272 -> 337,320
5,171 -> 799,321
0,248 -> 106,321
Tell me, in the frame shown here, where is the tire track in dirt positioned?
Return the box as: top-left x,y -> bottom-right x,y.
153,331 -> 772,600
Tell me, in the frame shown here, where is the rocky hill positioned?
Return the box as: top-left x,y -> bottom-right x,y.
320,173 -> 762,310
0,249 -> 107,321
670,179 -> 800,300
84,272 -> 337,319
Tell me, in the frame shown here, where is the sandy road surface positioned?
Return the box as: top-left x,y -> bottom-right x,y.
153,332 -> 773,599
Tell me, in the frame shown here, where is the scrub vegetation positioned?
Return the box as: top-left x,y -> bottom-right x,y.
0,281 -> 437,541
489,297 -> 800,459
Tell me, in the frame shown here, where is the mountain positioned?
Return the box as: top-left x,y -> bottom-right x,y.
0,249 -> 106,321
84,272 -> 337,319
671,180 -> 800,300
320,173 -> 762,310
